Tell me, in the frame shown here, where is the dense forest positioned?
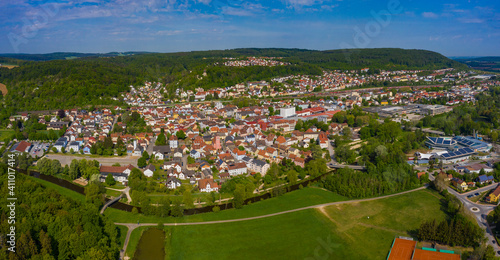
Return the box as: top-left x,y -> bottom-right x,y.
0,52 -> 152,62
322,163 -> 422,198
0,162 -> 121,259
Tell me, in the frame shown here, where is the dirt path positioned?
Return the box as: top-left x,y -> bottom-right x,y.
316,206 -> 355,241
0,83 -> 7,95
115,186 -> 426,227
115,186 -> 426,257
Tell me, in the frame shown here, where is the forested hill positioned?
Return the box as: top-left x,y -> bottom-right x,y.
0,48 -> 466,114
0,51 -> 153,61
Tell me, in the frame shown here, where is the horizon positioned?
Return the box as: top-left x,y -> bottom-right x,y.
0,48 -> 499,59
1,1 -> 499,56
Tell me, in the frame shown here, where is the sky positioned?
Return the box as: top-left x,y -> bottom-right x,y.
0,0 -> 499,56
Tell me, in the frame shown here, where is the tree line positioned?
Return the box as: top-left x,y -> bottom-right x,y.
0,163 -> 121,260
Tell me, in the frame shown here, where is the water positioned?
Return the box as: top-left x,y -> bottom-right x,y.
133,228 -> 165,260
21,168 -> 335,216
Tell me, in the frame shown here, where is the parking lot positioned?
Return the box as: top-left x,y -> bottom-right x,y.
467,192 -> 481,199
29,141 -> 51,158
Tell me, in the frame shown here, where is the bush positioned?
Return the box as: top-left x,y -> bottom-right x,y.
212,206 -> 220,213
105,174 -> 116,186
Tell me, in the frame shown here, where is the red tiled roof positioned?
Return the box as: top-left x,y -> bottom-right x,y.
198,178 -> 219,189
100,164 -> 135,174
15,141 -> 32,152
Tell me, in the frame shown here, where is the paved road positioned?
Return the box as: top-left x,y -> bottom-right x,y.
110,116 -> 119,132
326,139 -> 366,170
106,186 -> 132,202
146,138 -> 155,156
115,186 -> 426,259
429,174 -> 499,255
44,154 -> 140,167
181,154 -> 188,170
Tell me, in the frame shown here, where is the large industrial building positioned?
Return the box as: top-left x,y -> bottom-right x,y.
425,136 -> 492,152
437,147 -> 476,163
425,137 -> 457,150
421,135 -> 493,163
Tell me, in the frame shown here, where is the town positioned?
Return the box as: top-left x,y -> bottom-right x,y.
4,65 -> 499,196
2,63 -> 500,260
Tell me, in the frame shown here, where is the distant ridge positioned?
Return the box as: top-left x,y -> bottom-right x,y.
0,51 -> 155,61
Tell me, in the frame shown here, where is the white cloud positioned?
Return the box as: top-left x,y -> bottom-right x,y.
458,18 -> 484,23
156,30 -> 183,36
422,12 -> 438,18
282,0 -> 324,9
283,0 -> 323,6
221,2 -> 265,17
321,4 -> 338,11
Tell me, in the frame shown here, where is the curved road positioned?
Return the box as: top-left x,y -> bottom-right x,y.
106,186 -> 132,202
428,174 -> 500,255
116,186 -> 426,259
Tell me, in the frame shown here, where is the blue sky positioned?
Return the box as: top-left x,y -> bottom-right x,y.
0,0 -> 498,56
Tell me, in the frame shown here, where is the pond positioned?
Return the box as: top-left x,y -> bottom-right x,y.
133,228 -> 165,260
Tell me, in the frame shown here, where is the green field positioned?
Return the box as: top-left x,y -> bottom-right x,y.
0,129 -> 14,141
27,175 -> 86,203
105,189 -> 122,197
105,187 -> 347,223
162,189 -> 448,260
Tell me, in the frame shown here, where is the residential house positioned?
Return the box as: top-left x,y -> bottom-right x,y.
486,185 -> 500,203
99,164 -> 135,184
53,137 -> 68,152
143,164 -> 155,178
198,178 -> 219,192
83,145 -> 91,154
166,177 -> 182,189
451,177 -> 468,192
169,135 -> 178,149
228,162 -> 247,176
67,141 -> 80,153
190,150 -> 202,159
231,148 -> 246,161
249,158 -> 270,175
476,175 -> 494,185
164,162 -> 182,173
153,145 -> 170,160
